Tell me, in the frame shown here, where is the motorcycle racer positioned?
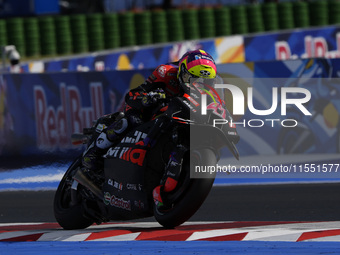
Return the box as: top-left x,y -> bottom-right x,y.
81,49 -> 218,207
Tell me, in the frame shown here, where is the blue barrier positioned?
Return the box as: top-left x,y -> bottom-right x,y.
245,26 -> 340,61
0,0 -> 59,17
0,70 -> 152,158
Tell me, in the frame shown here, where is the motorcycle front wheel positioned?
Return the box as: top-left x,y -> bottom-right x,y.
54,156 -> 94,230
154,148 -> 217,228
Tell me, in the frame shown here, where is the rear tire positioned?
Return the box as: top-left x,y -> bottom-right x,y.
154,149 -> 217,228
54,157 -> 94,230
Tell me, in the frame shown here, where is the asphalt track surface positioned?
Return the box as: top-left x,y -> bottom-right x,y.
1,183 -> 340,223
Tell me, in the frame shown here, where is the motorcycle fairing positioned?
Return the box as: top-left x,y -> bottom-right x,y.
103,157 -> 151,220
102,120 -> 174,220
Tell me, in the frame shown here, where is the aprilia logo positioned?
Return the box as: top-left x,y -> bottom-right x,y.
106,146 -> 146,166
121,148 -> 146,166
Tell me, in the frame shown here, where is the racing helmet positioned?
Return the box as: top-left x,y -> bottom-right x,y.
177,49 -> 217,86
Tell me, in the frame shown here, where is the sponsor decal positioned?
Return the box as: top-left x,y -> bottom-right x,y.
120,131 -> 147,144
127,183 -> 137,190
182,99 -> 197,113
105,146 -> 121,157
121,148 -> 147,166
195,54 -> 213,62
228,131 -> 238,136
192,82 -> 204,94
157,66 -> 166,78
34,83 -> 104,148
114,181 -> 123,190
134,200 -> 145,209
202,55 -> 213,61
126,183 -> 142,191
183,93 -> 199,107
95,123 -> 106,133
108,179 -> 114,186
106,146 -> 147,166
190,92 -> 200,99
275,34 -> 340,60
103,192 -> 131,211
108,179 -> 123,190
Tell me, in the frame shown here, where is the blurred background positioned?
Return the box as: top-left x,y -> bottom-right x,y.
0,0 -> 336,61
0,0 -> 306,15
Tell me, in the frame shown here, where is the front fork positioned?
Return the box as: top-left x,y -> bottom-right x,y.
70,169 -> 108,224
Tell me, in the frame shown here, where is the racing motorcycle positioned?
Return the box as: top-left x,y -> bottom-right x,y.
54,80 -> 240,230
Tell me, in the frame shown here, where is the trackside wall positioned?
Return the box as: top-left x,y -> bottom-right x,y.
1,58 -> 339,160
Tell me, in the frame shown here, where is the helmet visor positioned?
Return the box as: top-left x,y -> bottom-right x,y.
189,77 -> 216,87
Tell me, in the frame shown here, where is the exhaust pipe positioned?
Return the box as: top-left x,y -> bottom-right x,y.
73,169 -> 103,199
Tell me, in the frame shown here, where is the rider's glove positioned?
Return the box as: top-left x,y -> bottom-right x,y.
142,91 -> 166,106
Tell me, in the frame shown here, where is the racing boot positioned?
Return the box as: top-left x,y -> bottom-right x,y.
153,145 -> 187,208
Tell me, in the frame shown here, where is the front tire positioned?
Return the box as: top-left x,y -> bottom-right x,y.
54,157 -> 94,230
154,149 -> 217,228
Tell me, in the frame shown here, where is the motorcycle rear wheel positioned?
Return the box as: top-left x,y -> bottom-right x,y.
154,148 -> 217,228
54,156 -> 94,230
